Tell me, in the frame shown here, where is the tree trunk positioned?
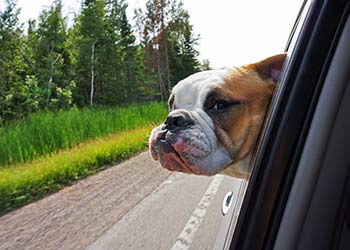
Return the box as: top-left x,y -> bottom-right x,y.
47,55 -> 60,106
164,34 -> 171,92
90,42 -> 95,106
157,56 -> 165,102
47,70 -> 53,106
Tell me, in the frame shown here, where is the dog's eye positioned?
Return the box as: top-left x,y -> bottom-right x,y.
214,100 -> 230,110
210,100 -> 241,111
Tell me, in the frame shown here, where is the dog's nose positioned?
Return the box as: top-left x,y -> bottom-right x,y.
164,110 -> 194,131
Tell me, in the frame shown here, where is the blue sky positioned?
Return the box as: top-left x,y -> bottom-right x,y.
1,0 -> 303,68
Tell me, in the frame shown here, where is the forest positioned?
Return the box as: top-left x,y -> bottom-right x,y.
0,0 -> 208,123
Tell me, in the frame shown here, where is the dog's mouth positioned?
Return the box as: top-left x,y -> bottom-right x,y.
150,128 -> 204,174
157,139 -> 195,173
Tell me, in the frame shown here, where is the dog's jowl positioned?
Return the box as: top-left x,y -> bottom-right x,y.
149,54 -> 286,179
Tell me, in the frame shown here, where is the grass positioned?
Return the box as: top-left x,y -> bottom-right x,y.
0,102 -> 167,166
0,125 -> 158,214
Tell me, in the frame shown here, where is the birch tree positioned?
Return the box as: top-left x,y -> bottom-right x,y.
75,0 -> 105,106
89,41 -> 95,106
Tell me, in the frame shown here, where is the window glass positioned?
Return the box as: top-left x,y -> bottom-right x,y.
0,1 -> 303,249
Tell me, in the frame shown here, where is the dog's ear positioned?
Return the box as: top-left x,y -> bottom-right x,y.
253,53 -> 287,83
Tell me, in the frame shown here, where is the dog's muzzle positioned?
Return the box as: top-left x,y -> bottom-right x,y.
149,109 -> 233,175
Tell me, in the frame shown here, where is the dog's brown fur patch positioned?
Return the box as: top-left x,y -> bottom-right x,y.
214,67 -> 274,162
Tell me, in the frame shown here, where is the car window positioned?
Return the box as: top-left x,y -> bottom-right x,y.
0,1 -> 303,250
212,1 -> 310,248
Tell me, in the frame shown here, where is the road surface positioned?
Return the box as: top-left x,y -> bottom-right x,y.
0,152 -> 243,250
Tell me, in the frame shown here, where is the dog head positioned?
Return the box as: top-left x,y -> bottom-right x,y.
149,54 -> 286,178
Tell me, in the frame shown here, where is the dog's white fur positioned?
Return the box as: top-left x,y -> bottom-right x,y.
171,70 -> 228,111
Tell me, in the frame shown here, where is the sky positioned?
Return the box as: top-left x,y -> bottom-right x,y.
0,0 -> 304,69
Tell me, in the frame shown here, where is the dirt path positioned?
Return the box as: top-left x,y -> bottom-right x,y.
0,152 -> 171,250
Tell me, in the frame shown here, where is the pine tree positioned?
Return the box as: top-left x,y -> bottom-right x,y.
135,0 -> 168,101
167,8 -> 199,84
135,0 -> 200,101
110,0 -> 144,102
134,6 -> 160,101
117,1 -> 139,102
105,0 -> 137,104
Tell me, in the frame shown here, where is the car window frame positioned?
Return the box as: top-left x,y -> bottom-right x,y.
224,0 -> 350,249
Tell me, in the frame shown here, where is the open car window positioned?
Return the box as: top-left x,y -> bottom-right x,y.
227,0 -> 350,249
213,1 -> 309,249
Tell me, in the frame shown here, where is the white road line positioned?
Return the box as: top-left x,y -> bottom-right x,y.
170,174 -> 224,250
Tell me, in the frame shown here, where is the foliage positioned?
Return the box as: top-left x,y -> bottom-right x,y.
0,0 -> 32,122
0,0 -> 203,123
0,102 -> 167,166
200,59 -> 212,71
0,125 -> 156,214
105,0 -> 142,104
166,4 -> 200,84
31,0 -> 73,110
73,0 -> 106,106
134,0 -> 200,101
0,76 -> 42,121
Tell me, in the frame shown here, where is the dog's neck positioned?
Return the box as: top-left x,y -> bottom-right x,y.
220,155 -> 252,179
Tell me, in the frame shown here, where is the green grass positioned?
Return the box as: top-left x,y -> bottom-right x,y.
0,102 -> 167,166
0,125 -> 158,214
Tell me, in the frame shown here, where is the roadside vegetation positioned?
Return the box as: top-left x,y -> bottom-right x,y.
0,102 -> 166,166
0,103 -> 167,214
0,126 -> 158,214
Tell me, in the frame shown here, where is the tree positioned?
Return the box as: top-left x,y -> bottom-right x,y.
0,0 -> 39,121
0,0 -> 23,90
31,0 -> 73,110
1,76 -> 42,122
24,19 -> 38,76
135,0 -> 200,101
74,0 -> 106,106
166,4 -> 199,84
134,7 -> 160,101
107,0 -> 147,103
72,0 -> 145,106
105,0 -> 133,104
200,59 -> 212,71
144,0 -> 170,101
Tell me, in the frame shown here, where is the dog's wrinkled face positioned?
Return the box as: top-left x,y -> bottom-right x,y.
149,54 -> 286,178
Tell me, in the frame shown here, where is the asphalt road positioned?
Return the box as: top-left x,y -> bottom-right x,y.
0,152 -> 243,250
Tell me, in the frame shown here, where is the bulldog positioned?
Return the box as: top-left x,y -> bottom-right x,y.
149,54 -> 286,179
